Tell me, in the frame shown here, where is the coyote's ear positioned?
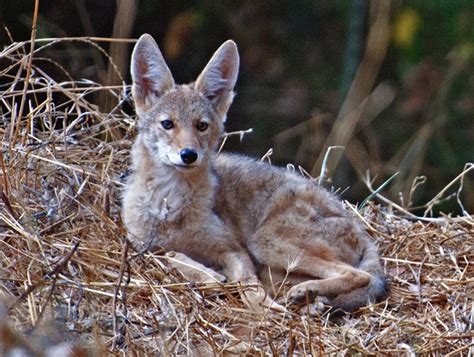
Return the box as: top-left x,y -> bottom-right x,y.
195,40 -> 239,120
131,34 -> 174,111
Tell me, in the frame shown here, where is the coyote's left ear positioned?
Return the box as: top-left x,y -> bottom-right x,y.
195,40 -> 239,120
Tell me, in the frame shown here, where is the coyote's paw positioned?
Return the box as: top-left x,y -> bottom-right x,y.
259,294 -> 287,313
166,252 -> 227,283
287,281 -> 319,304
296,298 -> 331,315
287,283 -> 332,314
241,278 -> 287,313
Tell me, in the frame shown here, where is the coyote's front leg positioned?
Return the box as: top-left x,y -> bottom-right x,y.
219,251 -> 286,313
165,251 -> 227,284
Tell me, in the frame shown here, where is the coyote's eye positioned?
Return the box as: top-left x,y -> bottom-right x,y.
161,119 -> 174,130
196,122 -> 208,132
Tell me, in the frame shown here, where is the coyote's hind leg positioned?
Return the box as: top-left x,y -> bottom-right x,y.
286,261 -> 371,303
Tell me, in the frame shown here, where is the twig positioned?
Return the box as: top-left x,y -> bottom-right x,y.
359,171 -> 399,209
423,163 -> 473,217
318,146 -> 345,185
218,128 -> 253,154
362,172 -> 467,223
11,0 -> 40,146
313,0 -> 391,175
112,239 -> 131,349
0,186 -> 17,219
10,241 -> 80,309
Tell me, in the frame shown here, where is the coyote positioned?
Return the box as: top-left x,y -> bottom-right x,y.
122,34 -> 388,313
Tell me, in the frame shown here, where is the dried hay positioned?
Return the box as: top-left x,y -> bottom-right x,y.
0,38 -> 473,356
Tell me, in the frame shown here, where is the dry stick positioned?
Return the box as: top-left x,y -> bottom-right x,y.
104,0 -> 137,93
25,36 -> 138,45
304,291 -> 314,355
274,113 -> 329,146
30,38 -> 126,84
11,0 -> 40,147
287,320 -> 295,355
1,85 -> 125,96
0,149 -> 11,197
0,186 -> 17,219
318,146 -> 345,185
423,163 -> 474,217
0,141 -> 122,185
0,36 -> 138,61
10,241 -> 80,310
362,172 -> 468,223
312,0 -> 391,176
2,42 -> 125,120
112,239 -> 131,349
265,329 -> 278,355
218,128 -> 253,154
33,278 -> 58,330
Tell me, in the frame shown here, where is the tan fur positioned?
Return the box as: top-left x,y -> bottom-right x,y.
122,34 -> 388,313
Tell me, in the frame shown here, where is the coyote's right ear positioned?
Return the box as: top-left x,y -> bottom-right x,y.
131,34 -> 174,111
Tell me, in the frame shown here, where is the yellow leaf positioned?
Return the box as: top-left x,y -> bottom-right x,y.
393,8 -> 421,48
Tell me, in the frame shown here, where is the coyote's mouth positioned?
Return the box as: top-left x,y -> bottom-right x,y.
174,164 -> 197,170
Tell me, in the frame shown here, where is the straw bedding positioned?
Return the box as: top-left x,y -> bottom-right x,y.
0,39 -> 473,356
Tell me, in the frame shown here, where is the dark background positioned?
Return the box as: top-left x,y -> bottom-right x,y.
1,0 -> 473,214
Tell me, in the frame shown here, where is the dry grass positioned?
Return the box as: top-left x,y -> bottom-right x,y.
1,38 -> 473,356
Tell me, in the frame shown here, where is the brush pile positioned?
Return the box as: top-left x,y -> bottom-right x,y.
0,39 -> 473,355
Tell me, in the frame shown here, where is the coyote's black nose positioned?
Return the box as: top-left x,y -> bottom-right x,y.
180,148 -> 198,164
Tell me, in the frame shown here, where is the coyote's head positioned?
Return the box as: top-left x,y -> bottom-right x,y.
130,34 -> 239,170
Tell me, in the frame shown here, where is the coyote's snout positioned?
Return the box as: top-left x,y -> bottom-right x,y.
122,34 -> 389,314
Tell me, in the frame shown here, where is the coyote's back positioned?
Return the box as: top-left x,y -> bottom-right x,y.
122,34 -> 388,314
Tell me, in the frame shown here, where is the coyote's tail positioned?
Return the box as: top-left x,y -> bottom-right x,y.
328,243 -> 389,315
